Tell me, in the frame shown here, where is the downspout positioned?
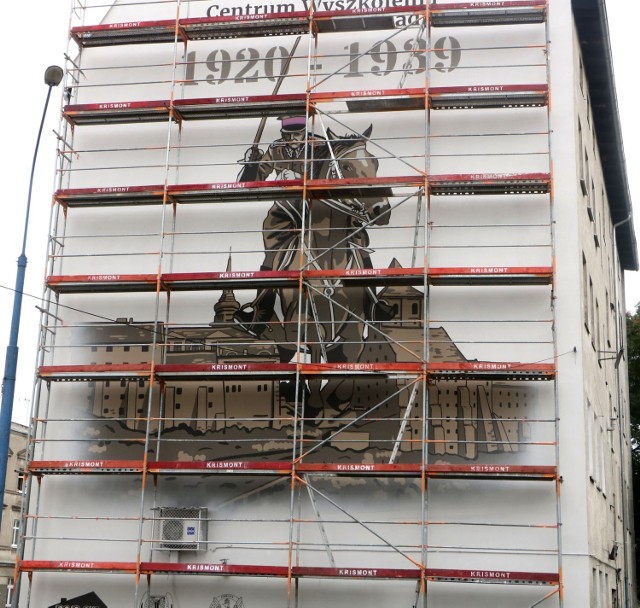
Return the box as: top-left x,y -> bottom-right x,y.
612,213 -> 633,608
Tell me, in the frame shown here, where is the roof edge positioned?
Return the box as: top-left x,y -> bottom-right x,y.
572,0 -> 638,270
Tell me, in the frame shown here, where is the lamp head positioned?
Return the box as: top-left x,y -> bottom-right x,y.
44,65 -> 64,87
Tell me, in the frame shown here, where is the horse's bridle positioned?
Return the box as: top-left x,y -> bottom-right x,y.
324,142 -> 374,223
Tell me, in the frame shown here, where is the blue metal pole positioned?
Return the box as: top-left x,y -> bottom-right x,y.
0,66 -> 62,528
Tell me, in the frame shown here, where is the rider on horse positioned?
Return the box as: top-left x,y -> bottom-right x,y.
234,115 -> 330,338
234,116 -> 394,346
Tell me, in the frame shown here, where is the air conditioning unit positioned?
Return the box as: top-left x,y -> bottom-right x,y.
152,507 -> 208,551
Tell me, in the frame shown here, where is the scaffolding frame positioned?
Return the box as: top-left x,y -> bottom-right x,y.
17,2 -> 562,607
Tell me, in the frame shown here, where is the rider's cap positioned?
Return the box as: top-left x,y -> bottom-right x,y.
279,115 -> 307,132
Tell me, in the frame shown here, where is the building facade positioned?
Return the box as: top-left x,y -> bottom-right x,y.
1,423 -> 27,607
13,1 -> 636,606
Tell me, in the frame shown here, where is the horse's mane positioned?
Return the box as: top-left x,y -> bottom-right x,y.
311,130 -> 369,178
327,131 -> 366,154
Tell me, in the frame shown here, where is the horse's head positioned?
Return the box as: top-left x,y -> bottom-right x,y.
326,125 -> 391,226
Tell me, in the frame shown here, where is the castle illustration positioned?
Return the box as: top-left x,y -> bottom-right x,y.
75,260 -> 533,461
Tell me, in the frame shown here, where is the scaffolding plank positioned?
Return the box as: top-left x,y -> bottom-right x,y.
142,563 -> 420,579
292,566 -> 421,579
156,362 -> 297,380
38,363 -> 152,381
45,271 -> 297,294
180,13 -> 308,40
25,461 -> 557,480
429,172 -> 550,195
305,267 -> 425,287
46,273 -> 159,293
142,562 -> 291,576
20,560 -> 137,573
426,464 -> 557,480
430,1 -> 547,27
62,86 -> 548,126
63,100 -> 171,126
330,88 -> 428,113
148,461 -> 292,474
19,561 -> 558,585
428,266 -> 553,286
427,361 -> 555,381
70,19 -> 180,47
63,94 -> 308,126
54,185 -> 166,208
70,7 -> 427,48
425,568 -> 558,585
169,176 -> 410,202
162,270 -> 299,290
311,266 -> 553,286
296,463 -> 422,476
45,266 -> 552,294
54,174 -> 547,209
429,84 -> 548,109
28,461 -> 144,475
156,362 -> 423,379
167,179 -> 304,203
173,93 -> 308,121
37,362 -> 552,382
70,3 -> 545,49
53,178 -> 411,208
301,362 -> 423,376
313,6 -> 426,33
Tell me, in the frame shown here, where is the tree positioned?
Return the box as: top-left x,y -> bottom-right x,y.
625,306 -> 640,599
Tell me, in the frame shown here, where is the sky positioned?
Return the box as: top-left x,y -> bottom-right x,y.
0,1 -> 638,425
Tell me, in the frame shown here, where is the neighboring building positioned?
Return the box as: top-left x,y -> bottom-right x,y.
47,591 -> 107,608
12,1 -> 637,607
0,423 -> 27,607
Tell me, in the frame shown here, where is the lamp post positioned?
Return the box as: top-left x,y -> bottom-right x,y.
0,65 -> 63,527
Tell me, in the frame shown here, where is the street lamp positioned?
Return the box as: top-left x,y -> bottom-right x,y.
0,65 -> 63,527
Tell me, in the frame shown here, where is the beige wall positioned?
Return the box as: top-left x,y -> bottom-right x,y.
0,423 -> 27,607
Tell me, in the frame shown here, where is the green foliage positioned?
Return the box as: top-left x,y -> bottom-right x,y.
627,308 -> 640,478
626,307 -> 640,597
627,307 -> 640,432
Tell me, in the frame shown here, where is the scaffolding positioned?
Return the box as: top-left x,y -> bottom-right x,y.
17,1 -> 562,606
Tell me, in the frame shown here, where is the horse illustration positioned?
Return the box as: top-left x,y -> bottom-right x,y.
236,125 -> 392,417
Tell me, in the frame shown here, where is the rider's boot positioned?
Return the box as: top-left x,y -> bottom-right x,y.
372,298 -> 395,322
233,267 -> 277,337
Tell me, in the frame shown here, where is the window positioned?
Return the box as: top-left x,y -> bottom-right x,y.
11,519 -> 20,548
5,578 -> 13,608
582,254 -> 589,331
16,472 -> 25,493
579,56 -> 584,95
598,424 -> 606,495
589,277 -> 594,341
587,401 -> 594,480
605,291 -> 611,347
601,186 -> 607,246
595,299 -> 600,351
578,119 -> 586,189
